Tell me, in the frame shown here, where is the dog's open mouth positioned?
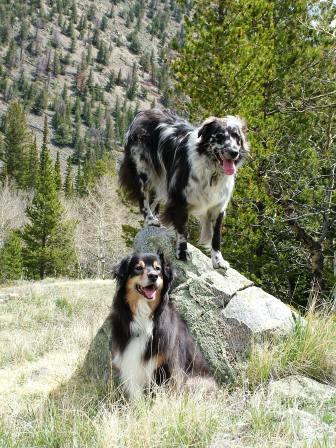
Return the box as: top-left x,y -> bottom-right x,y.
215,152 -> 237,176
136,284 -> 158,300
221,158 -> 236,176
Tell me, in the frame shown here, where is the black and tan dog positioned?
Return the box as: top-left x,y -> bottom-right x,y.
109,252 -> 211,399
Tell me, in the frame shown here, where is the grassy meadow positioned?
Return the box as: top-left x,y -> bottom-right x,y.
0,279 -> 336,448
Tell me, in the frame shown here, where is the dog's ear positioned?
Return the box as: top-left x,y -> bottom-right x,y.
236,116 -> 248,138
235,116 -> 250,155
112,255 -> 132,283
158,250 -> 175,290
198,117 -> 217,141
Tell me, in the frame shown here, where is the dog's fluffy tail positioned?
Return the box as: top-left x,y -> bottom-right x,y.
119,146 -> 141,203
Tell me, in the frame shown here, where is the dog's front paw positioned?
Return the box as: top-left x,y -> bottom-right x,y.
145,216 -> 161,227
211,251 -> 230,270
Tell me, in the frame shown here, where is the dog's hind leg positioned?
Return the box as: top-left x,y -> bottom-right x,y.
162,199 -> 191,261
139,172 -> 160,227
153,201 -> 160,219
210,210 -> 230,270
150,196 -> 161,223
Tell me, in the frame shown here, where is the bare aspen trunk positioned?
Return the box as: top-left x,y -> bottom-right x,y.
308,247 -> 324,310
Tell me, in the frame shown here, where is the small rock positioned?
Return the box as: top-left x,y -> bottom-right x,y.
30,368 -> 48,380
0,292 -> 20,304
282,408 -> 335,444
268,375 -> 336,404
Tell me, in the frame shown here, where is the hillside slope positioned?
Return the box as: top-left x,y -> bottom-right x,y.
0,0 -> 184,168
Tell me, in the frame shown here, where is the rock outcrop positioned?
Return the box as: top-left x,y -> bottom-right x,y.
82,227 -> 296,384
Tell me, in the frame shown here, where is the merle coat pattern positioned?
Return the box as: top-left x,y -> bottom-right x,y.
109,252 -> 210,398
119,109 -> 249,268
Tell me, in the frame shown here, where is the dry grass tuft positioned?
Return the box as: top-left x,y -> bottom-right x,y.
239,314 -> 336,390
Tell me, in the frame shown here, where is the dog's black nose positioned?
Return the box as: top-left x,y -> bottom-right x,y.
227,149 -> 239,159
148,272 -> 158,282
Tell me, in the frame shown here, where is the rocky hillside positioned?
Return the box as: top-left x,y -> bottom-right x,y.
0,0 -> 187,168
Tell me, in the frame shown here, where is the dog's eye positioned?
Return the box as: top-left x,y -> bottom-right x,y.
134,265 -> 143,272
216,134 -> 225,144
232,132 -> 241,143
155,266 -> 161,272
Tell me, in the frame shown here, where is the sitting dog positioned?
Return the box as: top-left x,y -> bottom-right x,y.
109,252 -> 211,399
119,108 -> 249,269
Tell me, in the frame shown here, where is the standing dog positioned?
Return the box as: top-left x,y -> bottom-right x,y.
119,109 -> 249,269
109,252 -> 210,399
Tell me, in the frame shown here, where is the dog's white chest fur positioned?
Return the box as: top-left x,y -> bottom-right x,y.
186,155 -> 235,216
113,300 -> 157,399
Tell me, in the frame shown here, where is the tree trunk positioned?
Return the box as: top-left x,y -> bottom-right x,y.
333,239 -> 336,310
308,246 -> 324,310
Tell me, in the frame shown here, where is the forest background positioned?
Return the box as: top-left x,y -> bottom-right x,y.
0,0 -> 335,310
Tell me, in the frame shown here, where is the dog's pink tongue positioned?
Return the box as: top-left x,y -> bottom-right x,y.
222,159 -> 236,176
143,286 -> 156,300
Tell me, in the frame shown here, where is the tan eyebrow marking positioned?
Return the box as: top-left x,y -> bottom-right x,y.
153,260 -> 161,269
135,260 -> 145,269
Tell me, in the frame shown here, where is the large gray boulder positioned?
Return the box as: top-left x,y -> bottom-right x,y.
82,227 -> 296,384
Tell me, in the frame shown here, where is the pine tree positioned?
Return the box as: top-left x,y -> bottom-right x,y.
0,230 -> 23,281
100,14 -> 108,31
86,43 -> 93,65
32,88 -> 48,115
97,41 -> 109,65
87,69 -> 94,92
42,115 -> 48,150
82,98 -> 93,126
64,157 -> 74,198
71,0 -> 78,23
70,34 -> 77,53
17,69 -> 27,93
54,152 -> 62,191
22,120 -> 75,279
5,39 -> 17,68
53,94 -> 73,146
72,135 -> 84,164
105,70 -> 115,92
127,70 -> 139,100
94,103 -> 103,128
26,136 -> 39,190
53,50 -> 61,77
74,97 -> 81,123
116,68 -> 122,86
1,101 -> 30,188
72,121 -> 81,145
105,114 -> 114,150
78,14 -> 85,32
128,31 -> 141,54
75,162 -> 86,196
54,119 -> 72,146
